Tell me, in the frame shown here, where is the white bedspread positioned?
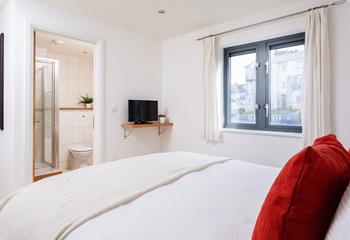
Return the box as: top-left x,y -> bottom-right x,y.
66,159 -> 280,240
0,152 -> 230,240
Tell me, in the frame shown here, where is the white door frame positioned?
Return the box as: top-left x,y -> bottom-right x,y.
24,21 -> 105,185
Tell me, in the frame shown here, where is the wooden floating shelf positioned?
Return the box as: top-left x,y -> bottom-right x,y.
121,122 -> 174,138
60,107 -> 94,111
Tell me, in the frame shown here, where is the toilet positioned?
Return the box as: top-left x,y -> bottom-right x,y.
67,145 -> 93,170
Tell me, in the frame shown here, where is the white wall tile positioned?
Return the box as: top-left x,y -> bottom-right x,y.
68,93 -> 79,106
72,128 -> 84,144
59,77 -> 68,94
60,61 -> 68,78
56,54 -> 68,63
59,93 -> 68,107
84,112 -> 93,127
79,58 -> 90,66
59,111 -> 73,129
68,63 -> 79,80
83,128 -> 93,142
79,79 -> 89,96
59,144 -> 69,162
59,128 -> 73,145
68,57 -> 79,65
70,79 -> 80,95
88,80 -> 94,96
79,65 -> 90,80
72,111 -> 85,127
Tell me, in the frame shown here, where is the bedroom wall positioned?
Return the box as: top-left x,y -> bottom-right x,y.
160,0 -> 350,167
329,3 -> 350,149
0,0 -> 162,198
0,0 -> 16,198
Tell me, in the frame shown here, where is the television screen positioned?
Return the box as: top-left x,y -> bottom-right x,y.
128,100 -> 158,124
0,33 -> 4,130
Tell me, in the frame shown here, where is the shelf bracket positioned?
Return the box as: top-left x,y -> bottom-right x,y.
123,128 -> 132,139
158,125 -> 167,135
122,122 -> 173,139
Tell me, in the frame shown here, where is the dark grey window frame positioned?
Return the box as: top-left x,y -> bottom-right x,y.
223,33 -> 305,133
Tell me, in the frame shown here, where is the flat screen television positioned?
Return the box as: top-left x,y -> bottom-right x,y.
128,100 -> 158,124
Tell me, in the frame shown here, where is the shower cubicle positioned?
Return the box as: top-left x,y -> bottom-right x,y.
33,58 -> 60,176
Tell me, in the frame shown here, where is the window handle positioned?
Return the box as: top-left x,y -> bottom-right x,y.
255,62 -> 260,68
265,60 -> 269,74
254,104 -> 260,110
264,104 -> 269,118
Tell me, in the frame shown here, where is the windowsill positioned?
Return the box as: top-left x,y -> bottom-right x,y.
220,128 -> 302,138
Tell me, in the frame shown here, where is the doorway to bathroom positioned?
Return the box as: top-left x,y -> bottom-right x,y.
33,30 -> 95,181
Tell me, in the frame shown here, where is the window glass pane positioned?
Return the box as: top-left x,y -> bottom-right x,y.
270,44 -> 304,126
230,52 -> 256,124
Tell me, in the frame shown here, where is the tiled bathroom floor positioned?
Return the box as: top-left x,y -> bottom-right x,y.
35,161 -> 55,175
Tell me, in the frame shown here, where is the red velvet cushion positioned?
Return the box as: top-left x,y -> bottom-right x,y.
252,134 -> 350,240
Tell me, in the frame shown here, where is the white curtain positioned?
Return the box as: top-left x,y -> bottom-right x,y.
303,8 -> 331,146
202,36 -> 220,142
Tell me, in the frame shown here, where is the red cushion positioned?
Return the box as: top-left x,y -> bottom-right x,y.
252,134 -> 350,240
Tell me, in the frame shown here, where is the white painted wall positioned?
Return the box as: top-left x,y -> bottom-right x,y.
0,0 -> 162,198
160,0 -> 350,167
329,4 -> 350,149
0,0 -> 16,198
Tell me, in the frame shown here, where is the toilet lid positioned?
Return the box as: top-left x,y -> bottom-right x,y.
69,145 -> 93,152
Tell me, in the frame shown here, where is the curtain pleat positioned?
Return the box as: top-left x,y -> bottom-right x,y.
202,36 -> 220,142
303,8 -> 331,146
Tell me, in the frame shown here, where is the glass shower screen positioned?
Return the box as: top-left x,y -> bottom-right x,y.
34,58 -> 59,175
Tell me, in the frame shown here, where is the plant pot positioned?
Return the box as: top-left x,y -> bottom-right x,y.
82,103 -> 92,108
159,117 -> 166,124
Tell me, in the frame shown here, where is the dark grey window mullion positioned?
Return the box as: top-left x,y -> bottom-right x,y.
256,42 -> 267,130
265,40 -> 272,130
223,49 -> 230,127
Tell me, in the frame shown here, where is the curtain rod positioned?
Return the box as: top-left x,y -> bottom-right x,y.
197,0 -> 347,41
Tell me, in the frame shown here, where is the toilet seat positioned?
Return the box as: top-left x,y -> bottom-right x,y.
67,145 -> 93,170
69,145 -> 92,153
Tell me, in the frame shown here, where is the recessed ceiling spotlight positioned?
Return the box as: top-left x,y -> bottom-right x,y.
51,39 -> 64,45
158,9 -> 166,14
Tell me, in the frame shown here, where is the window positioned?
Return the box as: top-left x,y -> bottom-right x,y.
223,33 -> 304,133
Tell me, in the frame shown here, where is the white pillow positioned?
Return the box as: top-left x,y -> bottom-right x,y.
326,184 -> 350,240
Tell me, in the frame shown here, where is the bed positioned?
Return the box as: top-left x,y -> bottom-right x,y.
0,152 -> 281,240
66,155 -> 279,240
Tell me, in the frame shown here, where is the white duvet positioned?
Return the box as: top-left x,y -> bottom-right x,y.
67,157 -> 279,240
0,152 -> 280,240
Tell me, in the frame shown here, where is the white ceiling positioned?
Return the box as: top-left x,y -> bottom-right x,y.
36,30 -> 94,58
38,0 -> 304,39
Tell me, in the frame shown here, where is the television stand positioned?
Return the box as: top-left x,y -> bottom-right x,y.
121,122 -> 174,139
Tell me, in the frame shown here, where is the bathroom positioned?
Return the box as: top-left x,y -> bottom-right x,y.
34,30 -> 95,180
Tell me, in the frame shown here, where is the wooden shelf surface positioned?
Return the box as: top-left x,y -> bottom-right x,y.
122,122 -> 174,129
60,107 -> 93,111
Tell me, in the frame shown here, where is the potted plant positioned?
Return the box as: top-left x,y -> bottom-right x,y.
79,94 -> 94,108
159,114 -> 166,124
